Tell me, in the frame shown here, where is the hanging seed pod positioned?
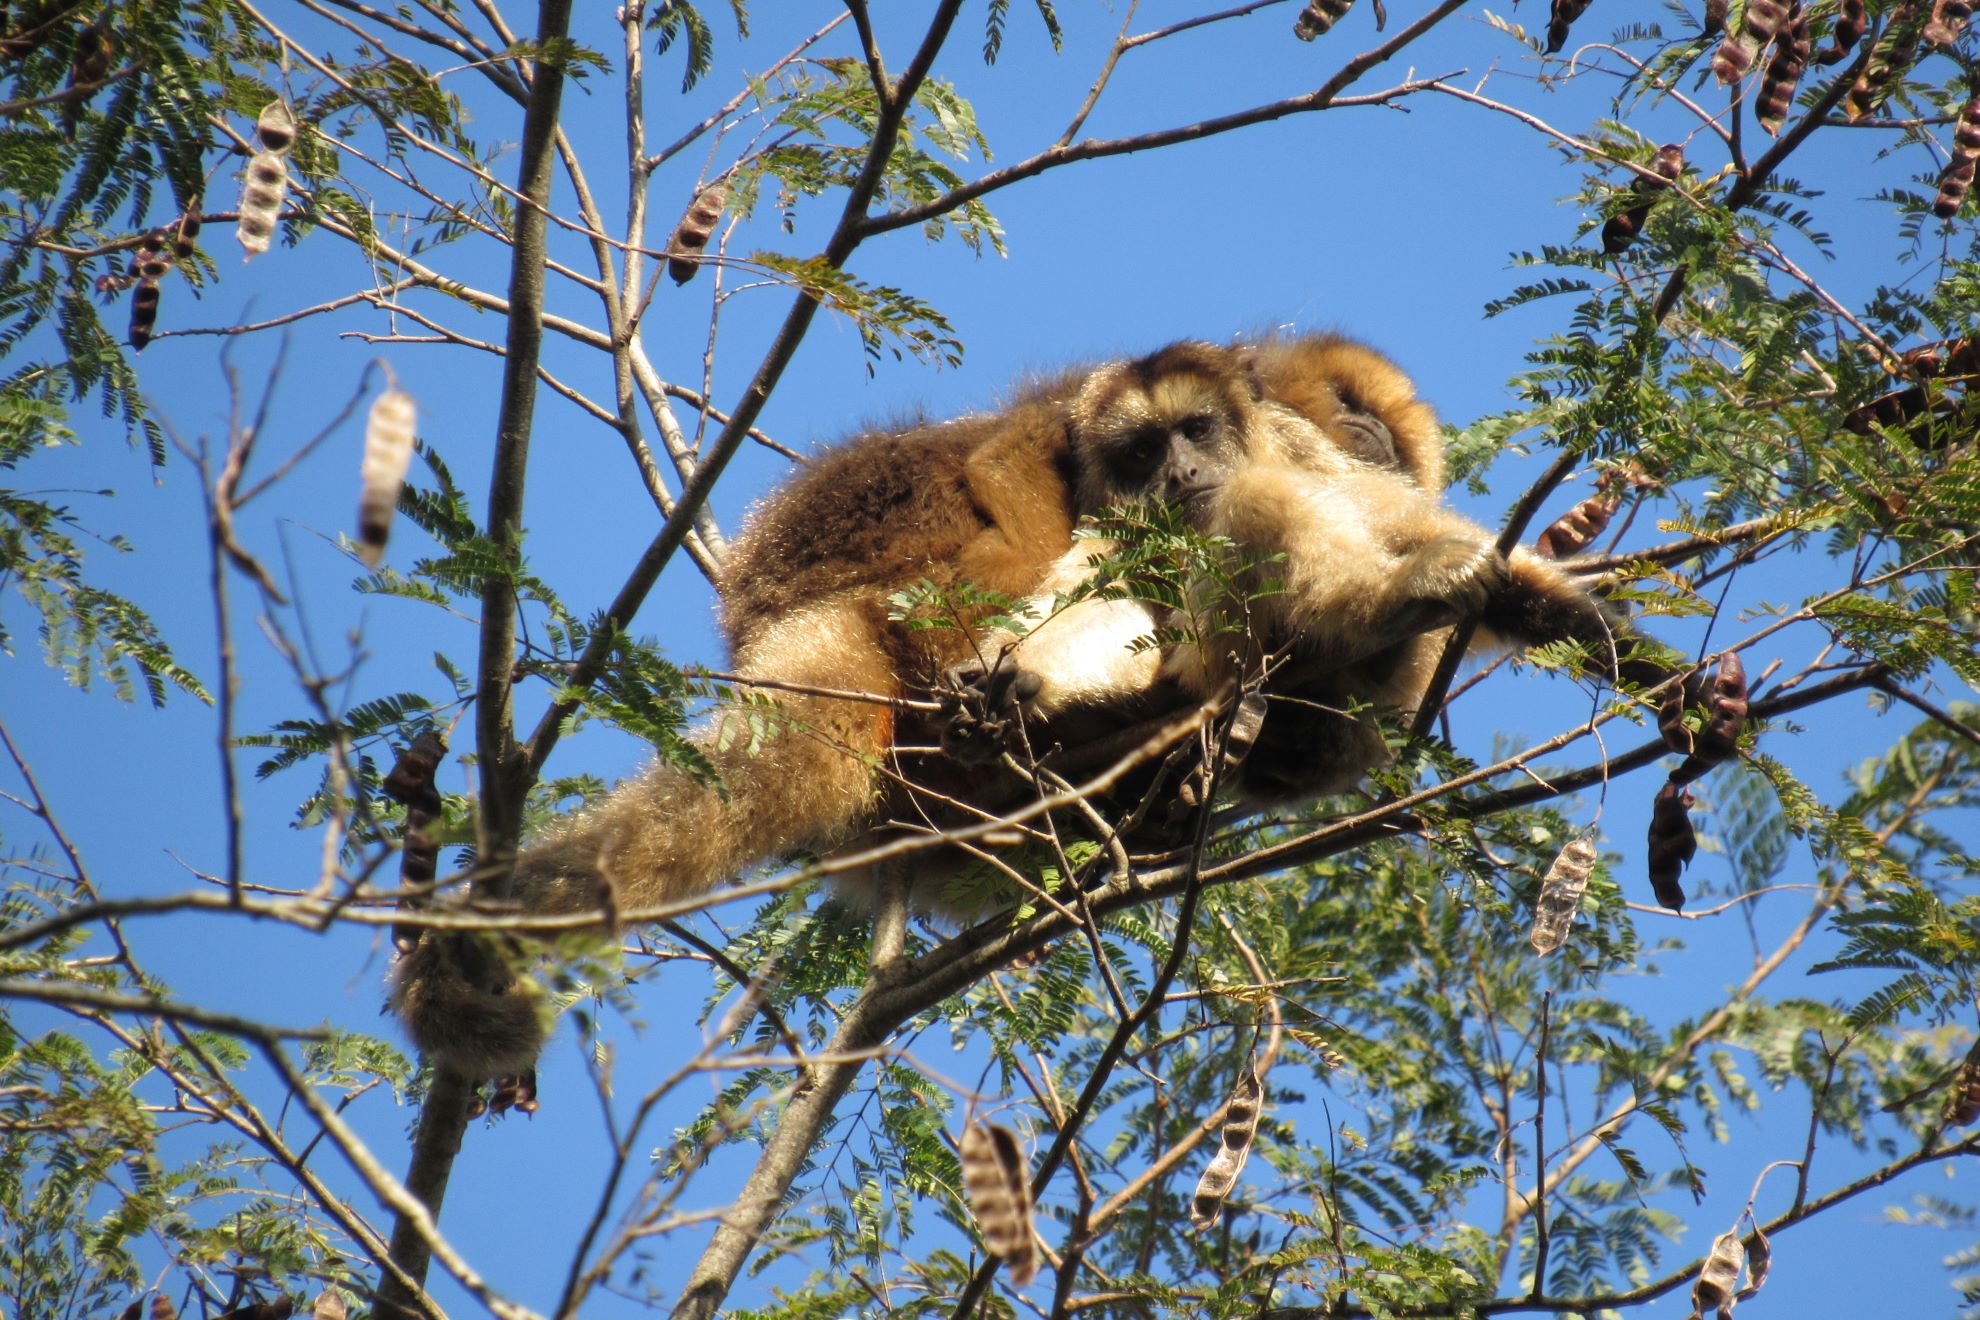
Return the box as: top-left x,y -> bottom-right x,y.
1847,9 -> 1924,121
236,150 -> 288,258
1943,1038 -> 1980,1126
1815,0 -> 1866,62
212,1300 -> 294,1320
1647,780 -> 1697,911
128,280 -> 160,350
1924,0 -> 1971,44
1689,1229 -> 1747,1319
1671,651 -> 1749,783
151,1296 -> 179,1320
1293,0 -> 1355,40
357,384 -> 417,566
312,1293 -> 347,1320
959,1121 -> 1037,1285
1534,490 -> 1620,558
133,228 -> 171,282
1601,143 -> 1684,254
1755,3 -> 1810,134
665,179 -> 729,285
1529,837 -> 1598,956
1546,0 -> 1594,53
1936,155 -> 1977,219
114,1302 -> 143,1320
1702,0 -> 1729,37
1709,26 -> 1758,82
1191,1064 -> 1264,1230
1743,0 -> 1790,44
61,16 -> 111,135
254,99 -> 297,154
172,205 -> 201,261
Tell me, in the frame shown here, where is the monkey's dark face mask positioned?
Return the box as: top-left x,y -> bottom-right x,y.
1083,405 -> 1245,524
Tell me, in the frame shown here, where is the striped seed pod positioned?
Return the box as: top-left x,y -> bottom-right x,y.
1924,0 -> 1971,44
1647,780 -> 1697,911
1546,0 -> 1594,53
1689,1229 -> 1747,1319
666,179 -> 729,285
1815,0 -> 1866,63
255,98 -> 296,154
1529,837 -> 1598,956
61,16 -> 111,135
1847,7 -> 1923,121
1755,3 -> 1810,135
959,1121 -> 1037,1285
1944,1038 -> 1980,1126
1601,143 -> 1684,254
1669,651 -> 1749,784
1534,489 -> 1620,558
172,205 -> 201,261
236,150 -> 288,258
1702,0 -> 1729,37
1293,0 -> 1355,40
1191,1064 -> 1264,1230
1933,97 -> 1980,219
357,385 -> 417,566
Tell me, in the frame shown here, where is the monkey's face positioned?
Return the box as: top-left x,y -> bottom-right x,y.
1072,342 -> 1258,521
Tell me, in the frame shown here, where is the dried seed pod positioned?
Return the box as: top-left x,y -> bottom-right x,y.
255,98 -> 296,154
1755,3 -> 1810,135
61,17 -> 111,135
1815,0 -> 1866,63
1944,1038 -> 1980,1126
1293,0 -> 1355,40
1743,0 -> 1790,44
213,1300 -> 295,1320
357,385 -> 417,566
1534,490 -> 1620,558
172,205 -> 202,261
1529,837 -> 1598,955
959,1121 -> 1037,1285
1924,0 -> 1971,44
312,1294 -> 347,1320
1737,1224 -> 1773,1301
235,150 -> 288,258
1647,780 -> 1697,911
665,179 -> 729,285
151,1295 -> 179,1320
1601,143 -> 1683,254
1702,0 -> 1729,37
1689,1229 -> 1747,1319
128,279 -> 160,350
133,228 -> 171,281
1847,10 -> 1923,121
1936,154 -> 1977,219
1191,1064 -> 1264,1230
1709,26 -> 1758,82
1670,651 -> 1749,783
1546,0 -> 1594,53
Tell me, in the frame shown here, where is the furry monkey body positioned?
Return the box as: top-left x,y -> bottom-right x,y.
392,333 -> 1630,1078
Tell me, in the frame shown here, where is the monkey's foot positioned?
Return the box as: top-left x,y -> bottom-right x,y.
938,658 -> 1045,765
1164,683 -> 1269,831
1388,536 -> 1510,639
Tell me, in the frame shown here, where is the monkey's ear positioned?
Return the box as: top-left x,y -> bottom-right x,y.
1241,358 -> 1263,402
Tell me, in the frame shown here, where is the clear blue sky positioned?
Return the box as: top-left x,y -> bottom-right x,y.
5,3 -> 1973,1316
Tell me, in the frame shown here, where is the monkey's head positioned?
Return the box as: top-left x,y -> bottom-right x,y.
1070,341 -> 1260,519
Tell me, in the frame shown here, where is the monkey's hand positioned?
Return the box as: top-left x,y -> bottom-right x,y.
1387,536 -> 1512,641
938,657 -> 1045,765
1164,678 -> 1268,830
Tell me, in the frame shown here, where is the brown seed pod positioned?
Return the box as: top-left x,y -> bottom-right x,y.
236,150 -> 288,258
172,205 -> 202,261
1743,0 -> 1790,44
1546,0 -> 1594,53
61,17 -> 111,135
255,98 -> 297,154
133,228 -> 171,282
1925,0 -> 1971,44
1529,837 -> 1598,956
1815,0 -> 1866,63
1293,0 -> 1356,40
1534,490 -> 1620,558
1702,0 -> 1729,37
1944,1038 -> 1980,1126
1671,651 -> 1749,783
1689,1228 -> 1747,1319
959,1121 -> 1037,1285
312,1293 -> 347,1320
1737,1223 -> 1773,1300
357,384 -> 417,567
1936,154 -> 1977,219
1709,27 -> 1758,83
1647,780 -> 1697,911
1191,1064 -> 1265,1230
212,1301 -> 294,1320
150,1296 -> 178,1320
1755,2 -> 1810,135
1602,144 -> 1683,254
665,179 -> 729,285
1847,8 -> 1923,121
128,279 -> 160,350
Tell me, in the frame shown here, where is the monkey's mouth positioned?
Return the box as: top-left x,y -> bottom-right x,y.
1167,484 -> 1219,517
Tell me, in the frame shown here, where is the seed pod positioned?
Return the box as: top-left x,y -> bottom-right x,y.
1534,490 -> 1620,558
1737,1223 -> 1773,1301
133,228 -> 171,281
128,279 -> 160,350
236,150 -> 288,258
959,1121 -> 1037,1285
1690,1229 -> 1747,1319
1815,0 -> 1866,63
151,1296 -> 178,1320
357,385 -> 417,566
1293,0 -> 1355,40
1924,0 -> 1971,44
172,205 -> 202,261
255,98 -> 296,154
1743,0 -> 1790,44
312,1294 -> 347,1320
1847,9 -> 1923,121
61,17 -> 111,135
212,1300 -> 295,1320
1671,651 -> 1749,783
1709,26 -> 1758,82
1936,154 -> 1977,219
490,1067 -> 538,1115
1546,0 -> 1594,53
1944,1038 -> 1980,1126
1702,0 -> 1729,37
1191,1064 -> 1264,1230
1647,780 -> 1696,911
1755,3 -> 1810,135
665,179 -> 729,285
1529,837 -> 1598,955
1601,143 -> 1683,254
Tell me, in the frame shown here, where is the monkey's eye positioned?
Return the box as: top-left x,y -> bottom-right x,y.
1124,431 -> 1163,465
1178,414 -> 1213,443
